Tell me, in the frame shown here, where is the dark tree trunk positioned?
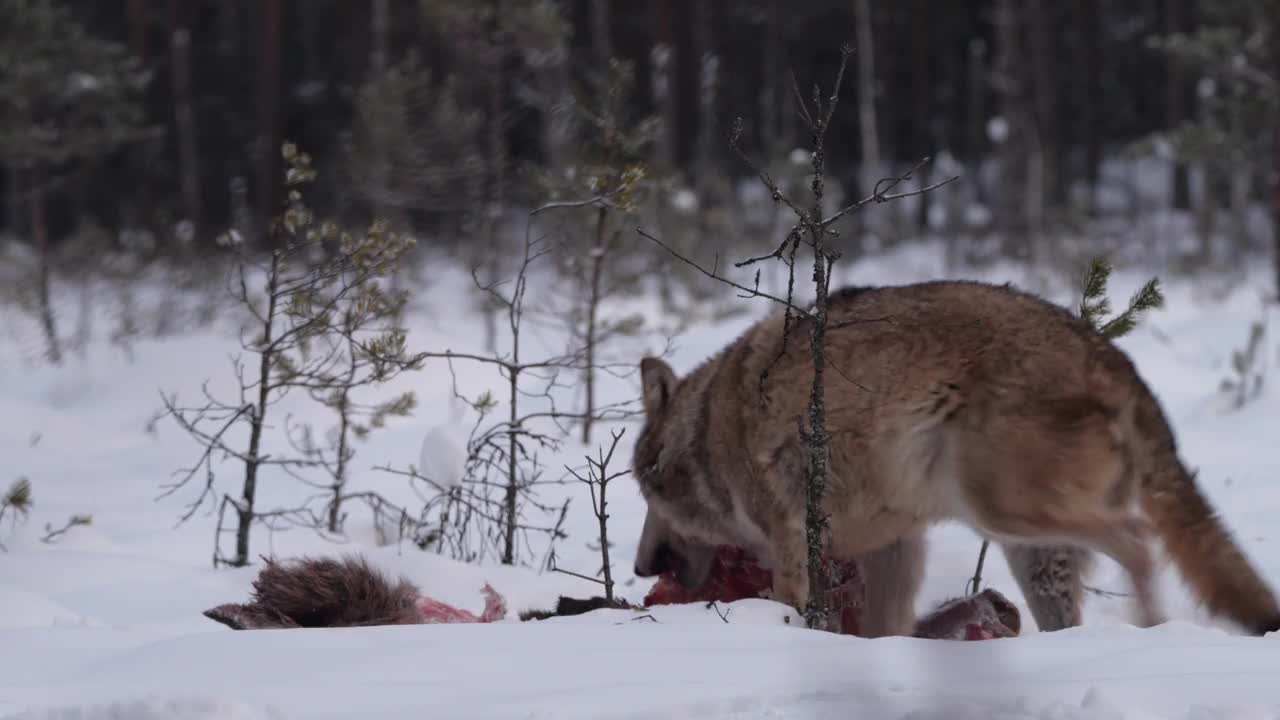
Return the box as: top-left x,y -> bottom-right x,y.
911,0 -> 933,230
965,37 -> 988,206
590,0 -> 611,66
1166,0 -> 1191,210
128,0 -> 148,59
1272,9 -> 1280,301
994,0 -> 1032,250
218,0 -> 239,59
692,0 -> 718,197
1031,0 -> 1061,211
649,0 -> 678,174
581,205 -> 607,445
4,165 -> 19,238
169,0 -> 202,239
1079,0 -> 1102,216
480,0 -> 509,356
256,0 -> 283,247
1271,126 -> 1279,301
854,0 -> 880,202
759,0 -> 782,161
31,164 -> 60,365
371,0 -> 389,73
368,0 -> 394,235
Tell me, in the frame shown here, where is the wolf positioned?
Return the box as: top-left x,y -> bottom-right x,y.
630,279 -> 1280,637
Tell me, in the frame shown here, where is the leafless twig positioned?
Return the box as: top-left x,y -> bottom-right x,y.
41,514 -> 92,544
553,427 -> 628,601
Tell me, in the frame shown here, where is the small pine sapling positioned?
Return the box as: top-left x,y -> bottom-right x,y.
0,477 -> 32,550
1219,317 -> 1268,411
531,58 -> 660,444
1077,257 -> 1165,340
968,256 -> 1165,594
280,219 -> 424,534
157,142 -> 417,567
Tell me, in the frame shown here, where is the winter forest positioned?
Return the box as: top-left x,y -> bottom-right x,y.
4,0 -> 1280,718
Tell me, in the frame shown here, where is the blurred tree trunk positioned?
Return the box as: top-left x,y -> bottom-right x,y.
759,0 -> 783,162
649,0 -> 678,175
31,163 -> 60,364
1078,0 -> 1102,216
485,4 -> 506,211
169,0 -> 202,239
1031,0 -> 1061,212
372,0 -> 389,73
590,0 -> 611,66
1165,0 -> 1191,210
965,37 -> 988,208
369,0 -> 393,234
256,0 -> 283,246
994,0 -> 1032,252
854,0 -> 880,203
1272,6 -> 1280,301
481,0 -> 508,354
122,0 -> 149,246
693,0 -> 718,200
911,0 -> 933,231
218,0 -> 239,59
128,0 -> 148,59
4,166 -> 17,238
534,7 -> 571,173
300,0 -> 322,83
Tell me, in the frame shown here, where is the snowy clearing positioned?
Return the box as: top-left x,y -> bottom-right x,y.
3,241 -> 1280,719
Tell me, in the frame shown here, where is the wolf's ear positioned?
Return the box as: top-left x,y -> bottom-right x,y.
640,357 -> 677,416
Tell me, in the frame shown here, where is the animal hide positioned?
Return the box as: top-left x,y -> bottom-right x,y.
204,549 -> 1019,640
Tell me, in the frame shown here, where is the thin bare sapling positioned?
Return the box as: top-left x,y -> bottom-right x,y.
550,427 -> 629,602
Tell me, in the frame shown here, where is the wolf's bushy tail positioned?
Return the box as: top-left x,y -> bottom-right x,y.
1134,398 -> 1280,635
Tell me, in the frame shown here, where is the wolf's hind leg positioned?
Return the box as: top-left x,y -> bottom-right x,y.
978,512 -> 1164,629
858,531 -> 927,637
1001,543 -> 1089,632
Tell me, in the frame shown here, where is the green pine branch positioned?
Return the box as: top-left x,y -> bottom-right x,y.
1078,257 -> 1114,328
0,477 -> 33,551
2,477 -> 32,516
1078,257 -> 1165,338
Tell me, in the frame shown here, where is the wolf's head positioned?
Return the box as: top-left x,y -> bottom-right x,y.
630,356 -> 716,590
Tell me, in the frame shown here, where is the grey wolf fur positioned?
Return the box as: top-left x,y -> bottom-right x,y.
631,279 -> 1280,636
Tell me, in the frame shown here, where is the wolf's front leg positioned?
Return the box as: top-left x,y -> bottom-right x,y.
1001,543 -> 1089,632
858,531 -> 927,637
769,525 -> 813,622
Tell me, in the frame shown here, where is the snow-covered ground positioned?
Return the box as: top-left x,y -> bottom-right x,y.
3,240 -> 1280,719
